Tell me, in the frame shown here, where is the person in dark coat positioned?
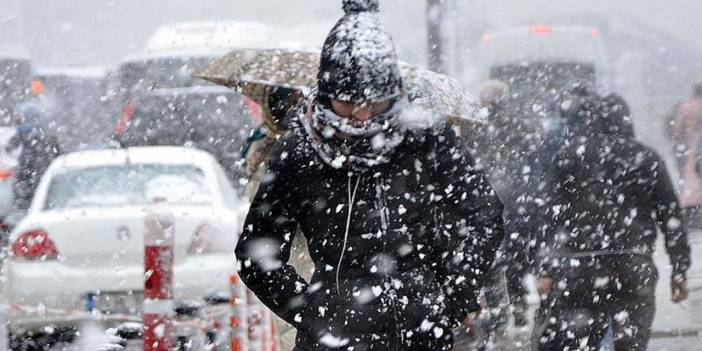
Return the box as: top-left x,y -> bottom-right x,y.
532,92 -> 691,351
8,102 -> 61,210
466,80 -> 531,336
234,1 -> 505,350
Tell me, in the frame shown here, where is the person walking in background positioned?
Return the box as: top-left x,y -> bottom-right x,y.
239,86 -> 313,350
664,101 -> 684,173
8,102 -> 61,211
673,83 -> 702,228
465,80 -> 532,340
235,1 -> 505,349
533,91 -> 690,351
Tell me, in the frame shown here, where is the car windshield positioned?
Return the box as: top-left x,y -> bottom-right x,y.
44,164 -> 212,210
118,56 -> 213,91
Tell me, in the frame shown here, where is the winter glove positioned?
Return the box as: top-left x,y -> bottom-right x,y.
444,293 -> 481,329
671,278 -> 689,303
537,277 -> 554,299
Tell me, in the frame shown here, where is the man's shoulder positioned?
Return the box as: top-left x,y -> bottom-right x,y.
408,121 -> 459,146
631,141 -> 666,168
268,121 -> 326,174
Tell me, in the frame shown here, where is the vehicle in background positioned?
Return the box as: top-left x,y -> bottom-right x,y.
4,146 -> 246,346
0,127 -> 19,238
114,20 -> 283,111
118,86 -> 251,186
472,24 -> 610,132
144,21 -> 283,55
112,53 -> 228,132
0,57 -> 32,125
111,21 -> 292,184
32,67 -> 113,152
111,21 -> 330,185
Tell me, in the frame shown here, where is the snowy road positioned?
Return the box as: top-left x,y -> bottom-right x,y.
649,335 -> 702,351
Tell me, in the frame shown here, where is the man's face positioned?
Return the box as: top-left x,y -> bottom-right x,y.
331,99 -> 392,124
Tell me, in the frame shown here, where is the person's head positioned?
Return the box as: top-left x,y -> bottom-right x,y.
604,93 -> 635,138
317,0 -> 403,124
559,86 -> 605,131
693,82 -> 702,99
559,85 -> 593,122
478,80 -> 509,109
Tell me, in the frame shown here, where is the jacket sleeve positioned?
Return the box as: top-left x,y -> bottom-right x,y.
430,125 -> 505,324
234,136 -> 311,328
652,157 -> 692,281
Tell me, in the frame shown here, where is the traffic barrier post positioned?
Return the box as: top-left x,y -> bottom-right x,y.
143,199 -> 175,351
230,273 -> 249,351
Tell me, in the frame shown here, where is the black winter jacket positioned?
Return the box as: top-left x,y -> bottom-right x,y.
235,120 -> 504,350
539,131 -> 691,281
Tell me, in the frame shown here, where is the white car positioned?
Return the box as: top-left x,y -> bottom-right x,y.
4,146 -> 247,333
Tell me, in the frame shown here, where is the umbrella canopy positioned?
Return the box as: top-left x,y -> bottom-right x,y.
193,48 -> 482,131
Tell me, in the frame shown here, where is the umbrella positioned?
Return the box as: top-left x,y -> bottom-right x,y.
193,48 -> 482,131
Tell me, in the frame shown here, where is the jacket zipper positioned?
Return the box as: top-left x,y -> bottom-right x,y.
375,178 -> 404,349
337,174 -> 362,296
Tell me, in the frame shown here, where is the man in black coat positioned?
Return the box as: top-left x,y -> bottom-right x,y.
532,92 -> 691,351
234,1 -> 504,350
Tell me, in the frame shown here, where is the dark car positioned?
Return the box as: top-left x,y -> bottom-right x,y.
112,55 -> 218,135
118,86 -> 252,187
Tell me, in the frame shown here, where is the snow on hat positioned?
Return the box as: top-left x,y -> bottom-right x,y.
317,0 -> 403,104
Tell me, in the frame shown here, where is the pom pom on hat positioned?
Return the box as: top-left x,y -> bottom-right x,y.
342,0 -> 380,13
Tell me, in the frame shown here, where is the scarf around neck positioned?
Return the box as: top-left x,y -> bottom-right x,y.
301,96 -> 406,170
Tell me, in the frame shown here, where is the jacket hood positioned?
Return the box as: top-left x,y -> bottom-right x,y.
562,90 -> 635,139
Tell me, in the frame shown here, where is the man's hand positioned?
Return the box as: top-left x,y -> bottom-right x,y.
537,277 -> 554,298
671,279 -> 689,303
454,312 -> 479,333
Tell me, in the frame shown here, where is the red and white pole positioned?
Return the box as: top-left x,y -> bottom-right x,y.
247,290 -> 264,351
270,317 -> 280,351
261,308 -> 272,351
143,198 -> 175,351
229,273 -> 249,351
